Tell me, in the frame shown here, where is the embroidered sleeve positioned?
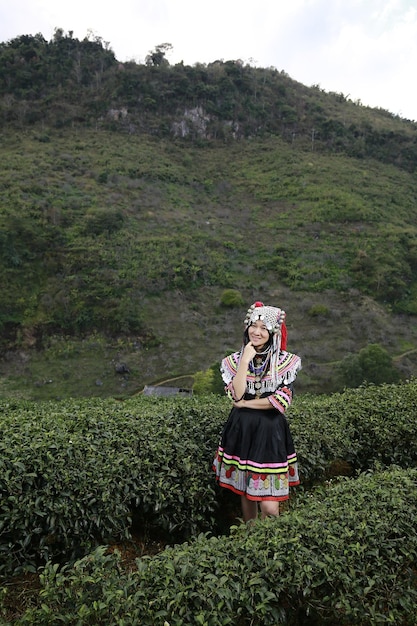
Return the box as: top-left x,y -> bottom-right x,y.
225,381 -> 239,401
220,353 -> 241,400
267,352 -> 301,413
267,384 -> 293,413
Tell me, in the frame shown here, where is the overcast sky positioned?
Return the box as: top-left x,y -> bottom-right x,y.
1,0 -> 416,121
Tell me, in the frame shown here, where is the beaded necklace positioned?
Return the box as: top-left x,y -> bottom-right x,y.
249,349 -> 271,398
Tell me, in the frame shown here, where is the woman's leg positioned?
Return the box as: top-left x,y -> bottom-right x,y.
241,495 -> 258,522
260,500 -> 279,518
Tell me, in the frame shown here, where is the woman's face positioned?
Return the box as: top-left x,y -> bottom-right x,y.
248,320 -> 270,351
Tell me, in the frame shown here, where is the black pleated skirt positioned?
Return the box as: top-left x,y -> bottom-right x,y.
213,405 -> 300,501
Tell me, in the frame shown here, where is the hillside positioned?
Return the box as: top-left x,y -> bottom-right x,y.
1,30 -> 417,399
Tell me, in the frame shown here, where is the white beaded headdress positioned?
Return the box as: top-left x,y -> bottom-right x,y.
244,302 -> 286,335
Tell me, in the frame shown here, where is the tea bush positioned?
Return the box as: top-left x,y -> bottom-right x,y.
14,467 -> 417,625
289,380 -> 417,479
0,395 -> 228,576
1,379 -> 417,578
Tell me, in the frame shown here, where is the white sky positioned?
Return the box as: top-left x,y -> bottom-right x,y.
1,0 -> 416,121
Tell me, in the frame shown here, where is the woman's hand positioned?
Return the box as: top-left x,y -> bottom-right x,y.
241,341 -> 256,364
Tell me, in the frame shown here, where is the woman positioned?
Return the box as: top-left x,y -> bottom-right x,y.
213,301 -> 302,522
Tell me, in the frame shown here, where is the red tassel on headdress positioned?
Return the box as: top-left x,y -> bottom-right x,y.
253,301 -> 264,308
281,322 -> 287,350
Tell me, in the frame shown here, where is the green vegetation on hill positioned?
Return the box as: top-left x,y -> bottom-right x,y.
1,30 -> 417,398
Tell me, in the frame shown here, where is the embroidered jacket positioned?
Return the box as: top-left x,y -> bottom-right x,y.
220,350 -> 302,414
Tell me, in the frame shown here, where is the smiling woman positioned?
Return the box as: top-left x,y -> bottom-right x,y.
247,319 -> 270,352
213,300 -> 302,522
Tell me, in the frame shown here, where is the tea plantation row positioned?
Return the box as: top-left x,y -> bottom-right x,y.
13,467 -> 417,625
1,380 -> 417,623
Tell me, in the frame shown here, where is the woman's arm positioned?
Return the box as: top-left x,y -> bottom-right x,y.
267,385 -> 293,413
231,342 -> 257,400
233,397 -> 274,410
233,384 -> 294,413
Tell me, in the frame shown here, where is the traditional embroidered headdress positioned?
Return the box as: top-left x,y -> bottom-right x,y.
242,300 -> 288,387
244,301 -> 287,349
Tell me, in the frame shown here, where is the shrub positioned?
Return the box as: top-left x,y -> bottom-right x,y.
2,380 -> 417,579
15,467 -> 417,625
307,303 -> 329,317
83,206 -> 124,235
337,343 -> 400,388
208,361 -> 226,395
193,363 -> 225,395
290,380 -> 417,480
0,396 -> 228,576
192,369 -> 214,394
219,289 -> 244,308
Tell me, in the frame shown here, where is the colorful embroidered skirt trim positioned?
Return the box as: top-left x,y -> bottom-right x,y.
213,448 -> 300,501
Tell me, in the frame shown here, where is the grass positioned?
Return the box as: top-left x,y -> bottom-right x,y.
2,126 -> 417,399
1,285 -> 417,400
